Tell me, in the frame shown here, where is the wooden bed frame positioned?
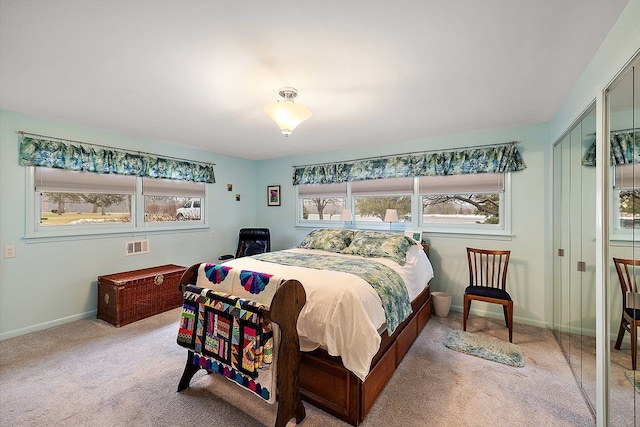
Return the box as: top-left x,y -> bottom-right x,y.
177,245 -> 432,426
298,285 -> 431,425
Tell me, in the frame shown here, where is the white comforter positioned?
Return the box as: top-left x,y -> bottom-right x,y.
221,245 -> 434,381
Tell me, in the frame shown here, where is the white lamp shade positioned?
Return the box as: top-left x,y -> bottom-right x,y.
264,101 -> 312,136
383,209 -> 399,222
340,209 -> 352,221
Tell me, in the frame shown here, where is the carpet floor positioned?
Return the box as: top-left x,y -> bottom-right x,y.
0,309 -> 596,426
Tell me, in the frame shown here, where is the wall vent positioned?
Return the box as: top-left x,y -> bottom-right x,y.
125,239 -> 149,256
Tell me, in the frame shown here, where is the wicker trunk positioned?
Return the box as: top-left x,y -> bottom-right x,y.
98,264 -> 186,327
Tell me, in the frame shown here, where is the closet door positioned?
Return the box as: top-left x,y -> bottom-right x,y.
578,109 -> 597,409
553,105 -> 596,414
569,124 -> 584,380
554,136 -> 571,357
606,54 -> 639,427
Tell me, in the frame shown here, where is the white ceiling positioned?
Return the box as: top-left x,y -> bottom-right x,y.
0,0 -> 630,160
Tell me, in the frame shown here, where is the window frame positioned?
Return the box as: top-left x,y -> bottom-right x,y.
610,164 -> 639,241
26,167 -> 208,240
419,173 -> 511,236
296,182 -> 348,226
295,174 -> 513,236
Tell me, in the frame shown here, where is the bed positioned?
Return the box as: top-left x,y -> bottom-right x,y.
177,229 -> 434,426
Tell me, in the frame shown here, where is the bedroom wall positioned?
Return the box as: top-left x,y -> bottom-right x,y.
255,122 -> 553,328
0,110 -> 258,339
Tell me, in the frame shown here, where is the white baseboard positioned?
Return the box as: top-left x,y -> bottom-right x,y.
0,310 -> 97,341
449,305 -> 551,329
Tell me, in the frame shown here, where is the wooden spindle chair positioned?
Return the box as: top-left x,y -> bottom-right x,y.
613,257 -> 640,370
463,247 -> 513,342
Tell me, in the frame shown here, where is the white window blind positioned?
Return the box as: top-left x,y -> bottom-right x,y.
419,173 -> 504,194
615,163 -> 640,189
351,177 -> 414,195
298,182 -> 347,197
35,167 -> 136,194
142,177 -> 205,197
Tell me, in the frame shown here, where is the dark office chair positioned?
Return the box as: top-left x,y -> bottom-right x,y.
463,247 -> 513,342
219,228 -> 271,261
613,257 -> 640,370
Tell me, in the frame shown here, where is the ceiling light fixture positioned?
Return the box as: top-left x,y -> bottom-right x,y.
264,87 -> 312,137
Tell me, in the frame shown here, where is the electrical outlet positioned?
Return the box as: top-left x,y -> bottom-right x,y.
210,231 -> 216,238
4,245 -> 16,258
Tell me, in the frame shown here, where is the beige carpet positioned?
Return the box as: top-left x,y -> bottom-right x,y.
0,309 -> 595,426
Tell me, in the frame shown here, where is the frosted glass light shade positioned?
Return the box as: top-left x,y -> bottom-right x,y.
383,209 -> 399,222
264,100 -> 312,136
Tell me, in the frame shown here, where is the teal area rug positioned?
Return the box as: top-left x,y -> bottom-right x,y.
625,371 -> 640,393
444,329 -> 525,367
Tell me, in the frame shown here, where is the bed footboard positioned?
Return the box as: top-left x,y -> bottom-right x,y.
177,265 -> 306,427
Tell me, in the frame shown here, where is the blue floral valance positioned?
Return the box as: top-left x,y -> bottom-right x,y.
582,131 -> 640,167
292,142 -> 526,185
19,135 -> 215,183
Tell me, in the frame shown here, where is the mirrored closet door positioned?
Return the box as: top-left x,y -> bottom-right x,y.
606,52 -> 639,427
553,104 -> 597,414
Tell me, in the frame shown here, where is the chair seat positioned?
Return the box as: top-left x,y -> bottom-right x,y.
465,286 -> 512,301
624,307 -> 640,320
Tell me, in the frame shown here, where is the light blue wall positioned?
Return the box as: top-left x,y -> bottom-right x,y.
256,123 -> 553,328
2,0 -> 638,340
0,110 -> 258,339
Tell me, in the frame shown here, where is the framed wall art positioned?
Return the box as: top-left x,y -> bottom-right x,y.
267,185 -> 281,206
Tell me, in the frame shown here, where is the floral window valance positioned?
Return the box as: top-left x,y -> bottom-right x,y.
18,134 -> 215,183
582,131 -> 640,167
292,142 -> 526,185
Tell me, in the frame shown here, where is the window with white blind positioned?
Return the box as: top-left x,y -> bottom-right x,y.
29,167 -> 206,238
419,173 -> 509,233
142,178 -> 205,222
296,173 -> 512,235
297,183 -> 347,223
35,168 -> 135,228
613,163 -> 639,233
352,177 -> 413,223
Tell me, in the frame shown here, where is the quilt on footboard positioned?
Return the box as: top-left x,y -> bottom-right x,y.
177,268 -> 284,404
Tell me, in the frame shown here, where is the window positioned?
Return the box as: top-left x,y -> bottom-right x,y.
142,178 -> 204,222
296,173 -> 512,235
352,178 -> 413,223
29,167 -> 206,238
297,183 -> 346,223
35,168 -> 135,227
613,163 -> 639,233
419,174 -> 507,232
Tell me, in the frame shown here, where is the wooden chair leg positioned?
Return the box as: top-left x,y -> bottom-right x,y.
506,301 -> 513,343
463,295 -> 470,331
502,305 -> 509,328
615,316 -> 626,350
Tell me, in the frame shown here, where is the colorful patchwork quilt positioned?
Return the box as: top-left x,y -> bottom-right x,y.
177,265 -> 284,403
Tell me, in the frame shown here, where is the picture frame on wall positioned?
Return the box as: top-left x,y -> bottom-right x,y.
267,185 -> 281,206
404,230 -> 423,243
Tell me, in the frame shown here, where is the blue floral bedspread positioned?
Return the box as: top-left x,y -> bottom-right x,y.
253,251 -> 412,334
